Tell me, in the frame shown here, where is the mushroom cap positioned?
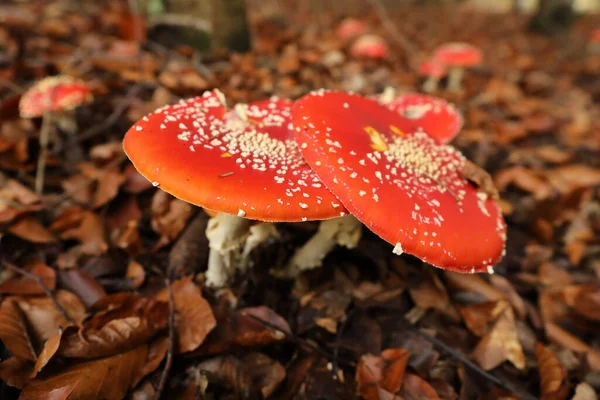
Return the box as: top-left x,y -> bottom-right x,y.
350,34 -> 389,59
590,28 -> 600,43
337,18 -> 368,42
381,92 -> 463,144
123,90 -> 347,222
419,60 -> 446,78
433,42 -> 482,67
19,76 -> 93,118
292,90 -> 505,273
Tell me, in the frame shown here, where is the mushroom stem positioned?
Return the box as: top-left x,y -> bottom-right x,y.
447,67 -> 464,92
239,223 -> 280,272
34,111 -> 53,195
421,76 -> 439,93
276,215 -> 363,278
205,212 -> 253,287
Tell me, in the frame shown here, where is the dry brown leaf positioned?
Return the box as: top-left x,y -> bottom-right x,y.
31,330 -> 63,378
458,300 -> 508,337
562,284 -> 600,322
242,352 -> 286,398
409,273 -> 459,320
125,259 -> 145,289
50,207 -> 108,255
400,373 -> 440,400
7,216 -> 56,243
58,268 -> 106,309
472,307 -> 525,370
151,190 -> 194,249
20,344 -> 148,400
356,354 -> 384,400
494,166 -> 552,200
444,271 -> 505,301
17,291 -> 86,343
545,165 -> 600,194
571,383 -> 598,400
0,298 -> 37,360
132,336 -> 169,387
545,323 -> 600,371
0,260 -> 56,295
535,342 -> 568,400
0,357 -> 34,389
76,162 -> 126,208
380,348 -> 410,394
155,277 -> 216,353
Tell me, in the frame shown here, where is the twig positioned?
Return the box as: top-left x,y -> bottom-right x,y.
35,111 -> 53,196
401,318 -> 538,400
73,83 -> 144,145
364,0 -> 417,63
154,275 -> 175,400
2,261 -> 73,324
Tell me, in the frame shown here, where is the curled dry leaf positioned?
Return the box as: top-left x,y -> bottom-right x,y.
409,272 -> 459,321
7,216 -> 56,244
472,307 -> 526,370
0,260 -> 56,295
545,322 -> 600,371
444,271 -> 505,301
155,277 -> 216,353
356,349 -> 410,400
357,354 -> 385,400
242,352 -> 286,398
150,190 -> 194,249
535,342 -> 568,400
572,383 -> 598,400
125,260 -> 145,289
562,284 -> 600,322
132,336 -> 169,387
458,300 -> 509,337
58,268 -> 106,309
20,344 -> 148,400
380,348 -> 410,394
0,298 -> 38,360
0,357 -> 34,390
31,330 -> 63,378
50,207 -> 108,255
198,306 -> 290,356
400,373 -> 440,400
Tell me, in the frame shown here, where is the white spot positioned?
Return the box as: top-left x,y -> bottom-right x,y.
393,242 -> 403,255
237,209 -> 246,217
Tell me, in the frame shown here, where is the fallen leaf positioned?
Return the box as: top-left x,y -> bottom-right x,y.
20,344 -> 148,400
132,336 -> 169,387
151,190 -> 194,249
50,207 -> 108,255
0,260 -> 56,295
535,342 -> 568,400
155,277 -> 216,353
401,373 -> 440,400
458,300 -> 508,337
31,330 -> 63,378
472,307 -> 525,370
58,268 -> 106,309
0,357 -> 34,389
242,352 -> 286,398
380,348 -> 410,394
0,298 -> 38,360
572,383 -> 598,400
7,216 -> 56,243
356,354 -> 384,400
545,323 -> 600,371
196,355 -> 257,398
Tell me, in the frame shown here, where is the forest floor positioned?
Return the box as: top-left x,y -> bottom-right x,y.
0,1 -> 599,399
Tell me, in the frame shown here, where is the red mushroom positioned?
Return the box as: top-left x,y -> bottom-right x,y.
379,92 -> 463,144
588,28 -> 600,52
419,60 -> 446,93
350,34 -> 389,60
19,76 -> 93,195
336,18 -> 368,42
433,42 -> 482,92
123,90 -> 359,285
292,90 -> 506,273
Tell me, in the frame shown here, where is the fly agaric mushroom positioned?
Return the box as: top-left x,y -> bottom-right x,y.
123,90 -> 359,286
433,43 -> 482,93
292,90 -> 505,273
379,92 -> 463,144
350,34 -> 389,60
336,18 -> 368,42
588,28 -> 600,52
19,76 -> 93,195
419,60 -> 446,93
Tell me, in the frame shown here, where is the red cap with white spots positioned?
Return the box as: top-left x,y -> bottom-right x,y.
381,92 -> 463,144
19,76 -> 92,118
123,90 -> 346,222
350,34 -> 389,60
434,43 -> 482,67
419,60 -> 446,79
292,90 -> 505,273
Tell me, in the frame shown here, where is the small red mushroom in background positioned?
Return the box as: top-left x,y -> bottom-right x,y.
124,90 -> 360,286
336,18 -> 368,42
292,90 -> 506,274
19,75 -> 93,195
433,42 -> 482,93
350,34 -> 389,60
587,28 -> 600,53
379,91 -> 463,144
419,60 -> 446,93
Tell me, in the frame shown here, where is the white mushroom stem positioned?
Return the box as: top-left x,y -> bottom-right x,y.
277,215 -> 363,278
422,76 -> 439,93
53,110 -> 78,135
239,223 -> 279,272
34,111 -> 52,195
447,67 -> 465,92
205,212 -> 253,287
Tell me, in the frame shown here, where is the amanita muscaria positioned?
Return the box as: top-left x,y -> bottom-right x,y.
19,75 -> 93,194
433,42 -> 482,93
379,92 -> 463,144
419,60 -> 446,93
292,90 -> 506,273
123,90 -> 361,286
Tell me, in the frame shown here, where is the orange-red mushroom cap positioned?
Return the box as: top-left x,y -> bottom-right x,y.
19,76 -> 92,118
433,42 -> 482,67
350,34 -> 389,60
123,90 -> 347,222
292,90 -> 505,273
382,93 -> 463,144
419,60 -> 446,79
